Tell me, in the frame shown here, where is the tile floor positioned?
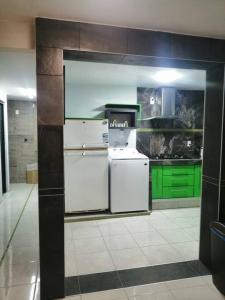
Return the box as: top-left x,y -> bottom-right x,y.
0,183 -> 35,261
0,184 -> 39,300
65,207 -> 201,276
70,276 -> 225,300
0,184 -> 224,300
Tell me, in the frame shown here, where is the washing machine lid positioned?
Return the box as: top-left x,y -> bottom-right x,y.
109,148 -> 148,160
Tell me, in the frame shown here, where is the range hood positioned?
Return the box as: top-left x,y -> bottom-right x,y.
161,87 -> 176,118
142,87 -> 188,129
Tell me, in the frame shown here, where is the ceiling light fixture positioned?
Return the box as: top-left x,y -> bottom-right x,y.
153,70 -> 182,84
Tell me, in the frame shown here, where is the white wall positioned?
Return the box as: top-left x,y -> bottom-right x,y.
0,91 -> 10,193
0,20 -> 34,49
65,84 -> 137,118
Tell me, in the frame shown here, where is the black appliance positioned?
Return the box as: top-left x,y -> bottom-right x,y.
210,222 -> 225,295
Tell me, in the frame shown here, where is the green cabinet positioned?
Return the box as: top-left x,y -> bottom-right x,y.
163,174 -> 194,187
163,165 -> 194,176
152,164 -> 202,199
163,186 -> 194,198
152,166 -> 163,199
194,164 -> 202,197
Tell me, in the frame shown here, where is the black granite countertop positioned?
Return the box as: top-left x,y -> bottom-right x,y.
149,158 -> 202,166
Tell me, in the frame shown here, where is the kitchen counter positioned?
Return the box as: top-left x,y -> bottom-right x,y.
149,158 -> 202,166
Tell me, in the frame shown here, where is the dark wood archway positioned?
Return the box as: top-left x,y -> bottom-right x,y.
36,18 -> 225,299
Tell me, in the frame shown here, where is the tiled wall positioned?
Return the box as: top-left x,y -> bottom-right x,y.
137,88 -> 204,158
8,100 -> 37,183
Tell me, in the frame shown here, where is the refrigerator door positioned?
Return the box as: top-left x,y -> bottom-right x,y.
64,150 -> 108,212
64,119 -> 109,149
110,159 -> 149,213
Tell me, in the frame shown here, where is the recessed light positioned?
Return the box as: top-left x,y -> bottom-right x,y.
153,70 -> 182,83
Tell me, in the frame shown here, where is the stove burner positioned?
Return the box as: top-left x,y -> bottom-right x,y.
151,154 -> 191,160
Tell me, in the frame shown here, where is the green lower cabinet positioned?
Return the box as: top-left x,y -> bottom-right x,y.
152,164 -> 202,200
194,164 -> 202,197
163,175 -> 194,187
151,166 -> 163,199
163,165 -> 195,176
163,186 -> 194,198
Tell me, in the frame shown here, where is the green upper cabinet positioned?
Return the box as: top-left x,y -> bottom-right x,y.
151,164 -> 202,200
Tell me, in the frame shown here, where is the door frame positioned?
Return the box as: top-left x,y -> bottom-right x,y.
36,18 -> 225,299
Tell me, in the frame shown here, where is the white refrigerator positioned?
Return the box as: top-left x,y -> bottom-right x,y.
109,148 -> 149,213
64,119 -> 109,213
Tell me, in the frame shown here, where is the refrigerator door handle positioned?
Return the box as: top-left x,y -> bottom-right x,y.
81,151 -> 108,157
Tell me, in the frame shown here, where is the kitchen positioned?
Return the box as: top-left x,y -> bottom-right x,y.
63,60 -> 205,216
63,60 -> 205,277
64,61 -> 205,276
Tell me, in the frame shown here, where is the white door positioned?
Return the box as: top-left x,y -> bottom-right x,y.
64,119 -> 109,149
64,150 -> 108,212
110,159 -> 149,213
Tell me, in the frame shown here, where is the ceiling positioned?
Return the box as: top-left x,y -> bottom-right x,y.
0,50 -> 36,100
0,0 -> 225,39
65,60 -> 206,90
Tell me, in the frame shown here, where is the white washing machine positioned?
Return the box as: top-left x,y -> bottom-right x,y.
109,148 -> 149,213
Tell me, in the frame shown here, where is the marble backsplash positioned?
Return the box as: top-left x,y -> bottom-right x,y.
137,88 -> 204,158
137,131 -> 202,158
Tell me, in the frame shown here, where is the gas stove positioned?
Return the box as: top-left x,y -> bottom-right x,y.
150,154 -> 194,160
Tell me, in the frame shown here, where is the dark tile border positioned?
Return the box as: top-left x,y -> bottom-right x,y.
65,260 -> 211,296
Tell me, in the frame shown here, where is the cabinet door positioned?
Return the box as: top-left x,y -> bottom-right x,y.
163,175 -> 194,187
152,166 -> 163,199
163,165 -> 195,176
194,165 -> 202,196
163,186 -> 194,198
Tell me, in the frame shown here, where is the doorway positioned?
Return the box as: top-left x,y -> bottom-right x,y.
63,57 -> 206,282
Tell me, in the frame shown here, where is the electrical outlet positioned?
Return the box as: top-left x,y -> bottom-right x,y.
187,140 -> 192,147
150,97 -> 155,104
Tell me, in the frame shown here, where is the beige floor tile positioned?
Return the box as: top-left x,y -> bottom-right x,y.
76,251 -> 115,275
99,223 -> 129,237
81,288 -> 127,300
171,285 -> 225,300
74,237 -> 107,254
166,276 -> 207,290
125,282 -> 168,297
159,229 -> 194,244
128,290 -> 175,300
110,248 -> 148,270
142,244 -> 183,265
132,230 -> 168,247
104,234 -> 137,251
0,284 -> 36,300
171,241 -> 199,261
0,262 -> 37,287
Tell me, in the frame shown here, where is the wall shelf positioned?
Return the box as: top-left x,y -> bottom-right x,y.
137,128 -> 203,133
105,103 -> 141,112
